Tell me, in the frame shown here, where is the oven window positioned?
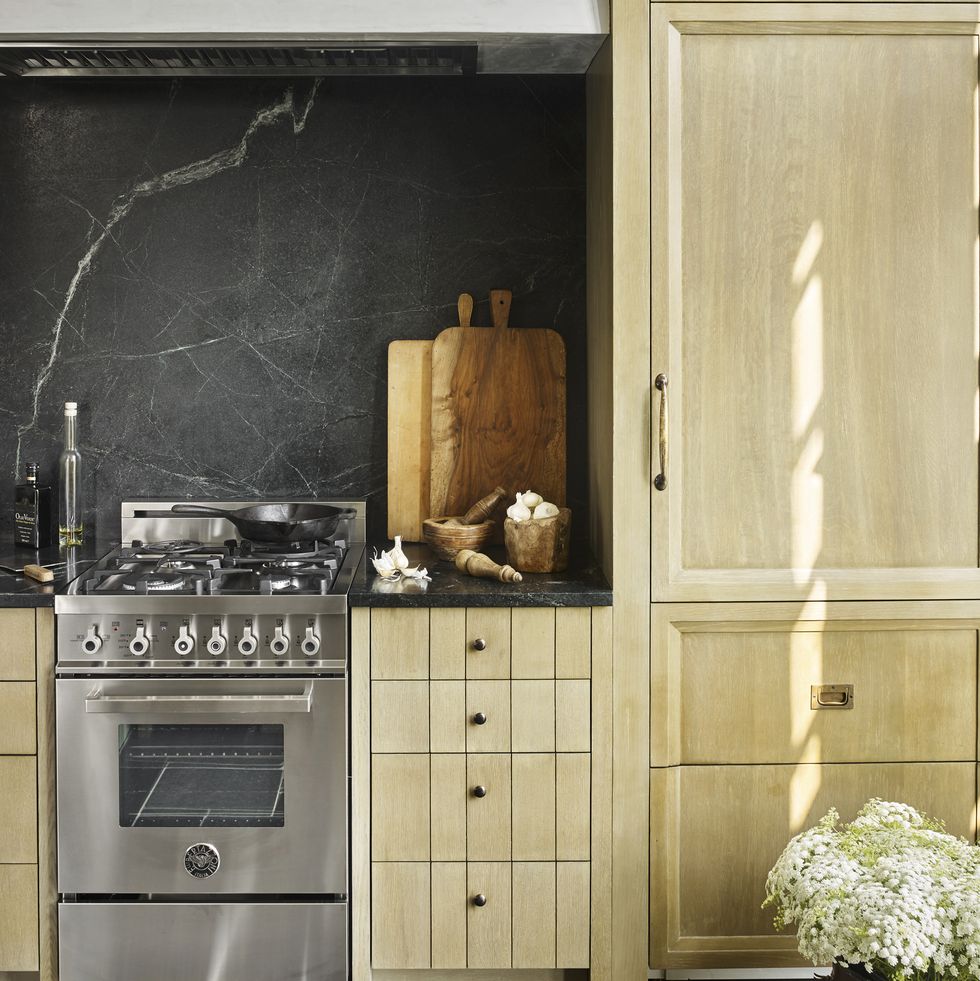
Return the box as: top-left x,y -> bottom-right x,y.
118,724 -> 285,827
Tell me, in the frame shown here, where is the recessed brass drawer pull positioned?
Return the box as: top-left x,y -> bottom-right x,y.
811,684 -> 854,710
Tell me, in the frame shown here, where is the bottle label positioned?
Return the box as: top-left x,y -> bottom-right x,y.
14,504 -> 37,546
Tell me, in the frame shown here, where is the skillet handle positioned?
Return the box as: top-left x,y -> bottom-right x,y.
170,504 -> 233,517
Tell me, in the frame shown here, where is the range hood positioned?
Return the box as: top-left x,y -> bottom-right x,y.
0,0 -> 608,75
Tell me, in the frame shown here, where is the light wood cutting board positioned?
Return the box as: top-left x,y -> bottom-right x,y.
387,296 -> 476,541
430,290 -> 566,523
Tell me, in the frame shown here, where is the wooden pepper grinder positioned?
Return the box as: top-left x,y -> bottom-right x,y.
454,549 -> 523,583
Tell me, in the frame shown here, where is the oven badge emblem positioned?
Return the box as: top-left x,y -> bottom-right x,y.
184,843 -> 220,878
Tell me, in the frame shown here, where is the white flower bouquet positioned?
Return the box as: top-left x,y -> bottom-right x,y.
764,799 -> 980,980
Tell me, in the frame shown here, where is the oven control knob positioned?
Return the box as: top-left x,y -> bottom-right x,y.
301,626 -> 321,658
206,626 -> 227,657
270,625 -> 289,657
173,625 -> 195,657
238,624 -> 258,657
82,625 -> 103,655
129,625 -> 150,657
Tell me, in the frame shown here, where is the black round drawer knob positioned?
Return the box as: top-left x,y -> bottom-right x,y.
472,785 -> 487,798
473,712 -> 487,725
472,637 -> 487,651
472,894 -> 487,907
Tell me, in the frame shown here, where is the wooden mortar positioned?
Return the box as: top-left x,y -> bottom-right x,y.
422,516 -> 495,561
503,508 -> 572,573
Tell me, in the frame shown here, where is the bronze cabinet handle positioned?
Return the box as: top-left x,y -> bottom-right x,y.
472,637 -> 487,651
654,373 -> 668,491
472,894 -> 487,907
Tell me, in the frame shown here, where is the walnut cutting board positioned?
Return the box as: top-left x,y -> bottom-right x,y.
430,290 -> 566,523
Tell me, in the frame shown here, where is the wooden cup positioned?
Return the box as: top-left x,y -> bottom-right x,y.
503,508 -> 572,573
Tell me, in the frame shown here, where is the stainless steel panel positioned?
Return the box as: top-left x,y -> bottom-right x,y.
57,677 -> 347,894
56,610 -> 347,672
59,901 -> 347,981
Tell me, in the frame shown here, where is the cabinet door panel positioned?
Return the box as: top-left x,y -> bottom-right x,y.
467,862 -> 511,968
0,865 -> 38,971
512,862 -> 557,967
650,762 -> 977,969
0,682 -> 36,754
371,681 -> 428,753
372,755 -> 429,861
512,680 -> 555,752
466,754 -> 511,861
465,609 -> 511,679
431,754 -> 466,860
0,757 -> 37,863
0,610 -> 35,680
431,862 -> 467,968
556,861 -> 591,968
430,680 -> 465,752
556,753 -> 591,860
652,603 -> 978,765
512,608 -> 556,678
372,862 -> 429,969
371,609 -> 429,679
651,4 -> 980,601
512,754 -> 556,860
466,680 -> 510,753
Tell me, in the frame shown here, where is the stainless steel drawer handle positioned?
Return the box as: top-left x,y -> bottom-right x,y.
84,684 -> 314,715
654,373 -> 668,491
472,894 -> 487,907
810,684 -> 853,710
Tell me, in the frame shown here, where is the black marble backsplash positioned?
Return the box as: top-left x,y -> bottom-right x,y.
0,76 -> 586,540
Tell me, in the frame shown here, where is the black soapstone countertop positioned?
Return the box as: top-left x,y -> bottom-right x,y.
348,541 -> 611,608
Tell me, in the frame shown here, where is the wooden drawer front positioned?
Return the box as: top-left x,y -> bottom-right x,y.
370,681 -> 428,753
0,864 -> 38,971
0,610 -> 36,680
650,762 -> 978,969
370,609 -> 429,680
0,682 -> 36,755
465,680 -> 510,752
0,757 -> 37,863
373,861 -> 590,970
466,609 -> 511,679
467,754 -> 512,860
653,605 -> 978,765
372,755 -> 429,861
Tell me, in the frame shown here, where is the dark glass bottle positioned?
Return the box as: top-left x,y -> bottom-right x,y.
14,463 -> 53,549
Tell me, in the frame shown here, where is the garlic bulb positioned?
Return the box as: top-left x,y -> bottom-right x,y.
521,490 -> 543,509
389,535 -> 410,570
533,501 -> 559,520
371,537 -> 431,582
507,493 -> 532,522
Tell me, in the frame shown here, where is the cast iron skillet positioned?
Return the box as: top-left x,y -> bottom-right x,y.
170,503 -> 356,544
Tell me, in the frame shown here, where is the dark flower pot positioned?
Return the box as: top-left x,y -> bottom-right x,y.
831,963 -> 890,981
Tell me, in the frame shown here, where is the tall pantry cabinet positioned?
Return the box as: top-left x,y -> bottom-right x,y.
646,2 -> 980,970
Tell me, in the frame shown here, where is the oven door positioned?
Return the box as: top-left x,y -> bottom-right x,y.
56,677 -> 346,895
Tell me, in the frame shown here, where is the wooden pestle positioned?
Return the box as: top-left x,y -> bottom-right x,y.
454,549 -> 523,583
461,485 -> 508,525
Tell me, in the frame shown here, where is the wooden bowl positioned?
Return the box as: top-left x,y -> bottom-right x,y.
422,517 -> 495,561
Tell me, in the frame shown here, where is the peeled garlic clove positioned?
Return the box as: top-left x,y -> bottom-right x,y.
521,490 -> 543,509
533,501 -> 559,519
506,493 -> 532,522
390,535 -> 410,570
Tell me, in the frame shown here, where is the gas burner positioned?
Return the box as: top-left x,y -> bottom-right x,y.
138,540 -> 204,554
157,558 -> 197,571
261,559 -> 311,572
121,574 -> 188,592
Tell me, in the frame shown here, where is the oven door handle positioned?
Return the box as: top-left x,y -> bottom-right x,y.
83,684 -> 314,715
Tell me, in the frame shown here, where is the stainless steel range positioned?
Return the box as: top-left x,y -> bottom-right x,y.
54,499 -> 365,981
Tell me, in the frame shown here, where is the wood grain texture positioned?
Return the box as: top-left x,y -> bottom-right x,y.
512,754 -> 557,861
372,755 -> 429,861
513,862 -> 557,968
512,608 -> 556,678
556,681 -> 591,753
0,864 -> 39,971
651,602 -> 980,766
465,681 -> 510,753
650,762 -> 978,968
350,608 -> 371,981
431,862 -> 467,968
431,754 -> 466,861
430,680 -> 465,753
430,609 -> 465,679
0,682 -> 36,754
372,862 -> 430,969
465,609 -> 511,680
556,754 -> 591,861
371,609 -> 428,680
557,862 -> 592,968
556,608 -> 591,680
430,299 -> 566,523
466,755 -> 511,861
387,339 -> 433,541
371,681 -> 429,753
35,608 -> 55,981
652,4 -> 980,602
0,757 -> 36,863
466,862 -> 512,968
0,610 -> 36,680
512,680 -> 556,753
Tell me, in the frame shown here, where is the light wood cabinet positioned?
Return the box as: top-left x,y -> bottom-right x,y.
650,2 -> 980,604
0,608 -> 55,978
650,762 -> 978,969
356,606 -> 609,977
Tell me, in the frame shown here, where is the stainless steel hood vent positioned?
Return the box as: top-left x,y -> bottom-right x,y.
0,44 -> 478,77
